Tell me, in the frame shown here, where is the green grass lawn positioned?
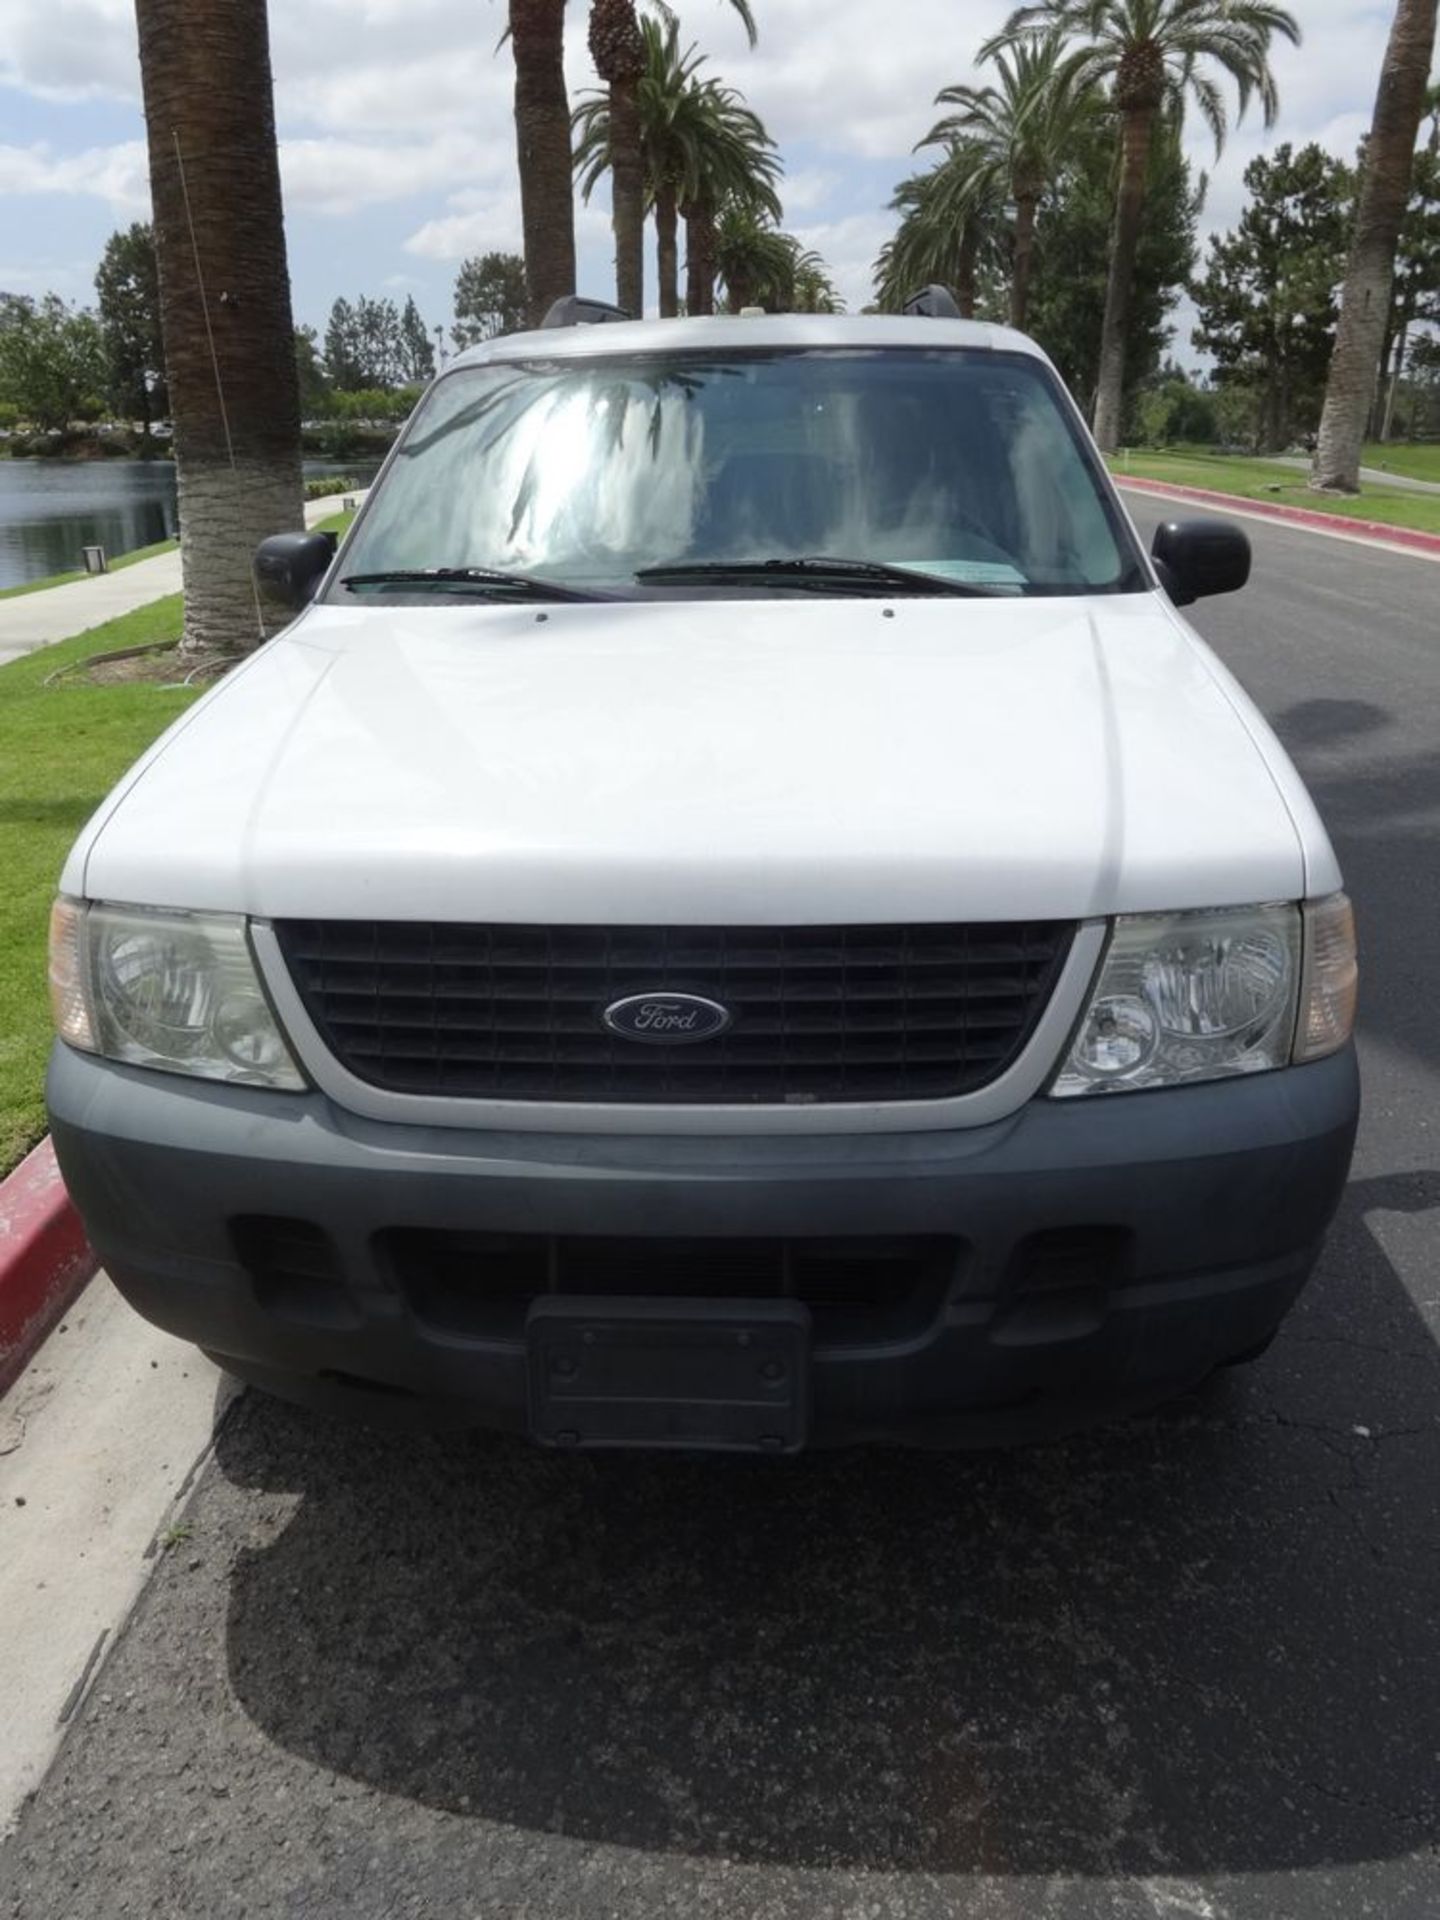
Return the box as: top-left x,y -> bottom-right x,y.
0,535 -> 179,601
0,596 -> 198,1173
311,508 -> 357,537
1359,441 -> 1440,485
1108,449 -> 1440,535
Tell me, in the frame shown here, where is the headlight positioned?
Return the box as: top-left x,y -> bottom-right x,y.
1054,902 -> 1303,1096
49,899 -> 304,1090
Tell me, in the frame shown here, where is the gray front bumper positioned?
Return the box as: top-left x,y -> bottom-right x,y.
48,1041 -> 1359,1444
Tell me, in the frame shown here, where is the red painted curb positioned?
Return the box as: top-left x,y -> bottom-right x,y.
0,1138 -> 97,1398
1115,474 -> 1440,556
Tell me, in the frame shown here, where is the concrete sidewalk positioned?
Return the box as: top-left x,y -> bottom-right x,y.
0,1276 -> 227,1835
0,491 -> 360,667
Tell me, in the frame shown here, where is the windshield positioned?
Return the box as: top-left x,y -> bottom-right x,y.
334,347 -> 1145,600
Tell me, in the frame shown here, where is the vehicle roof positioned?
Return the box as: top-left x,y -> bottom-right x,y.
448,312 -> 1048,370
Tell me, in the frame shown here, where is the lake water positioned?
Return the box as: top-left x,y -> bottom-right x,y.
0,459 -> 376,592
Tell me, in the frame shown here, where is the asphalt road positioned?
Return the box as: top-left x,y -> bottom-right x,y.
3,506 -> 1438,1920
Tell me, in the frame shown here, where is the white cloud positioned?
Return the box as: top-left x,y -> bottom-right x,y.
779,168 -> 843,214
278,45 -> 508,138
0,129 -> 513,225
279,132 -> 509,216
404,199 -> 524,262
406,196 -> 613,266
0,139 -> 148,212
792,211 -> 896,313
714,0 -> 1015,160
0,0 -> 137,102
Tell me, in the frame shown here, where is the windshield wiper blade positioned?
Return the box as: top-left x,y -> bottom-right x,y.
633,556 -> 1003,597
340,567 -> 605,603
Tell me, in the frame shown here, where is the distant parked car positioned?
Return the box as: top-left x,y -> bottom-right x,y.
48,296 -> 1359,1451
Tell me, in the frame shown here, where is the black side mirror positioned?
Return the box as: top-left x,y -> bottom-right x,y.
1150,518 -> 1251,607
253,530 -> 337,613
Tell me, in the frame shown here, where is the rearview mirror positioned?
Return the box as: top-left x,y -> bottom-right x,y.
1150,519 -> 1251,607
253,530 -> 337,613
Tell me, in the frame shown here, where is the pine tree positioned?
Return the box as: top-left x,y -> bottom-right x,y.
453,254 -> 530,345
1191,144 -> 1352,451
324,298 -> 363,388
398,296 -> 436,383
94,223 -> 168,433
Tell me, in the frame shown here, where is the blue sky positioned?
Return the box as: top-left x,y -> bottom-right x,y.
0,0 -> 1404,355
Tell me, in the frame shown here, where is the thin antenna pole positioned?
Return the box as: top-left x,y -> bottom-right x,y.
172,129 -> 267,643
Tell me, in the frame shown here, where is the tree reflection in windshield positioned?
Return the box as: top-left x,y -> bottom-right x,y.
338,349 -> 1140,597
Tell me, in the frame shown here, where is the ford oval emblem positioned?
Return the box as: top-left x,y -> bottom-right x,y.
602,992 -> 733,1045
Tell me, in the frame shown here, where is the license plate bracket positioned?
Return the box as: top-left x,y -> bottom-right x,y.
526,1296 -> 811,1453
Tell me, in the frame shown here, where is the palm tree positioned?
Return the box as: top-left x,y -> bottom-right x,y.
790,247 -> 845,313
708,213 -> 840,312
873,147 -> 1008,317
588,0 -> 758,316
665,61 -> 779,317
133,0 -> 303,654
1311,0 -> 1439,491
989,0 -> 1299,449
684,174 -> 775,315
924,32 -> 1088,332
510,0 -> 576,327
573,19 -> 779,317
711,207 -> 792,309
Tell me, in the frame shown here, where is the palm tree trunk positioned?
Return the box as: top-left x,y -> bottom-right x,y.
725,264 -> 756,313
1312,0 -> 1438,491
955,221 -> 979,319
1010,191 -> 1038,332
656,185 -> 680,317
1092,105 -> 1155,454
588,0 -> 645,313
510,0 -> 576,328
685,203 -> 716,315
608,71 -> 646,315
134,0 -> 303,656
683,206 -> 703,312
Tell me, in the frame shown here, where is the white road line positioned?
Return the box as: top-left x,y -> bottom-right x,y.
0,1277 -> 231,1834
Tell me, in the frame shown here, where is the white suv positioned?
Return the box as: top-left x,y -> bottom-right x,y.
47,306 -> 1359,1449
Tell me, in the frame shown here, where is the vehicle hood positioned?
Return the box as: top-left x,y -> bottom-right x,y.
74,593 -> 1321,923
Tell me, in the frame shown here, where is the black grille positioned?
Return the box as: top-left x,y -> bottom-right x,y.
274,920 -> 1074,1105
376,1230 -> 960,1346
